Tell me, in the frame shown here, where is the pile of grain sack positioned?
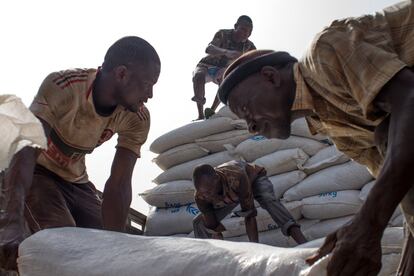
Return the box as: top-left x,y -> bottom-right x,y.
140,106 -> 404,253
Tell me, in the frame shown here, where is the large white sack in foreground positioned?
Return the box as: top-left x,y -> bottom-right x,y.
195,129 -> 253,153
153,151 -> 237,184
299,145 -> 349,174
144,203 -> 200,236
301,190 -> 363,220
18,227 -> 321,276
297,227 -> 404,255
253,148 -> 309,176
0,95 -> 47,171
139,180 -> 195,208
153,143 -> 209,170
150,117 -> 235,154
235,135 -> 327,162
301,253 -> 401,276
283,161 -> 372,201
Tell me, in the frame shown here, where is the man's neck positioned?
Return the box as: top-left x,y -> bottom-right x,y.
92,71 -> 117,116
288,62 -> 316,121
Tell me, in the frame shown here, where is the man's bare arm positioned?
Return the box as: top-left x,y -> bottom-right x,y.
245,216 -> 258,242
206,44 -> 241,59
101,147 -> 137,231
0,118 -> 50,270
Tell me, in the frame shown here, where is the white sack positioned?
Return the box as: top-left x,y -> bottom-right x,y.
390,214 -> 405,227
301,190 -> 363,220
254,148 -> 309,177
303,216 -> 354,241
301,253 -> 401,276
139,180 -> 195,208
299,145 -> 349,174
222,201 -> 303,238
269,170 -> 307,199
19,227 -> 326,276
210,106 -> 240,120
195,129 -> 252,153
153,143 -> 209,170
235,135 -> 327,162
297,227 -> 404,255
359,180 -> 375,201
144,203 -> 200,236
153,151 -> 237,184
0,95 -> 47,171
284,162 -> 372,201
291,118 -> 328,141
150,117 -> 235,154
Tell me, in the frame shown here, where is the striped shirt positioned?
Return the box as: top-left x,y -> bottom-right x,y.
292,0 -> 414,177
30,68 -> 150,183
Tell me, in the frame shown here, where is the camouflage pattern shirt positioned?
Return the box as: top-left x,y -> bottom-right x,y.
197,29 -> 256,69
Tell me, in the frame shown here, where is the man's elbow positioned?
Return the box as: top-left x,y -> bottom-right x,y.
205,45 -> 214,54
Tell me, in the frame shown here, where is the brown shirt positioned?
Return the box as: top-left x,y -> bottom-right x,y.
293,1 -> 414,177
198,29 -> 256,68
30,68 -> 150,183
195,160 -> 266,230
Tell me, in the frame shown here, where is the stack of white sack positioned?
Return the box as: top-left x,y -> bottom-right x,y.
142,107 -> 252,236
141,106 -> 403,248
17,227 -> 402,276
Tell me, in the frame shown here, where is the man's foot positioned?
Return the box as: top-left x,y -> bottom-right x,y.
204,108 -> 215,119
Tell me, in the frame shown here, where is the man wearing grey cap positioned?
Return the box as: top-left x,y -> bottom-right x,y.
217,1 -> 414,275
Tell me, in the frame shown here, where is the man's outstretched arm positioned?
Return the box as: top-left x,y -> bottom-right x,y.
101,147 -> 137,231
307,67 -> 414,276
0,118 -> 50,270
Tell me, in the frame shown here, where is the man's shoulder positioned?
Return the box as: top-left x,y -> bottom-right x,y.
46,68 -> 96,90
114,104 -> 151,132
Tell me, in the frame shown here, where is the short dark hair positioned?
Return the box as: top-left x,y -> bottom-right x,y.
102,36 -> 160,72
237,15 -> 253,26
218,50 -> 298,104
193,164 -> 216,189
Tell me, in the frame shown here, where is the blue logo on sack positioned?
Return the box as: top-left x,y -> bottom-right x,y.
319,191 -> 337,198
186,204 -> 200,216
251,135 -> 266,141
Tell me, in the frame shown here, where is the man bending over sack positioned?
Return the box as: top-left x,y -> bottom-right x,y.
216,1 -> 414,275
0,36 -> 160,272
192,160 -> 307,244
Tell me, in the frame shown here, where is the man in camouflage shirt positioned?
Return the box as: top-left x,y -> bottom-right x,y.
192,160 -> 307,244
192,15 -> 256,120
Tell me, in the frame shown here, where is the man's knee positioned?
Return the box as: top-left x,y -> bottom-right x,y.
253,177 -> 276,203
193,70 -> 206,84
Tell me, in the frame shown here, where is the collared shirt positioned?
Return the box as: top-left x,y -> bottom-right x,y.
30,68 -> 150,183
194,161 -> 266,230
198,29 -> 256,69
292,0 -> 414,176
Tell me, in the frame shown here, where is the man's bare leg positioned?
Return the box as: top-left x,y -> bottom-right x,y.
289,226 -> 307,244
192,71 -> 207,120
